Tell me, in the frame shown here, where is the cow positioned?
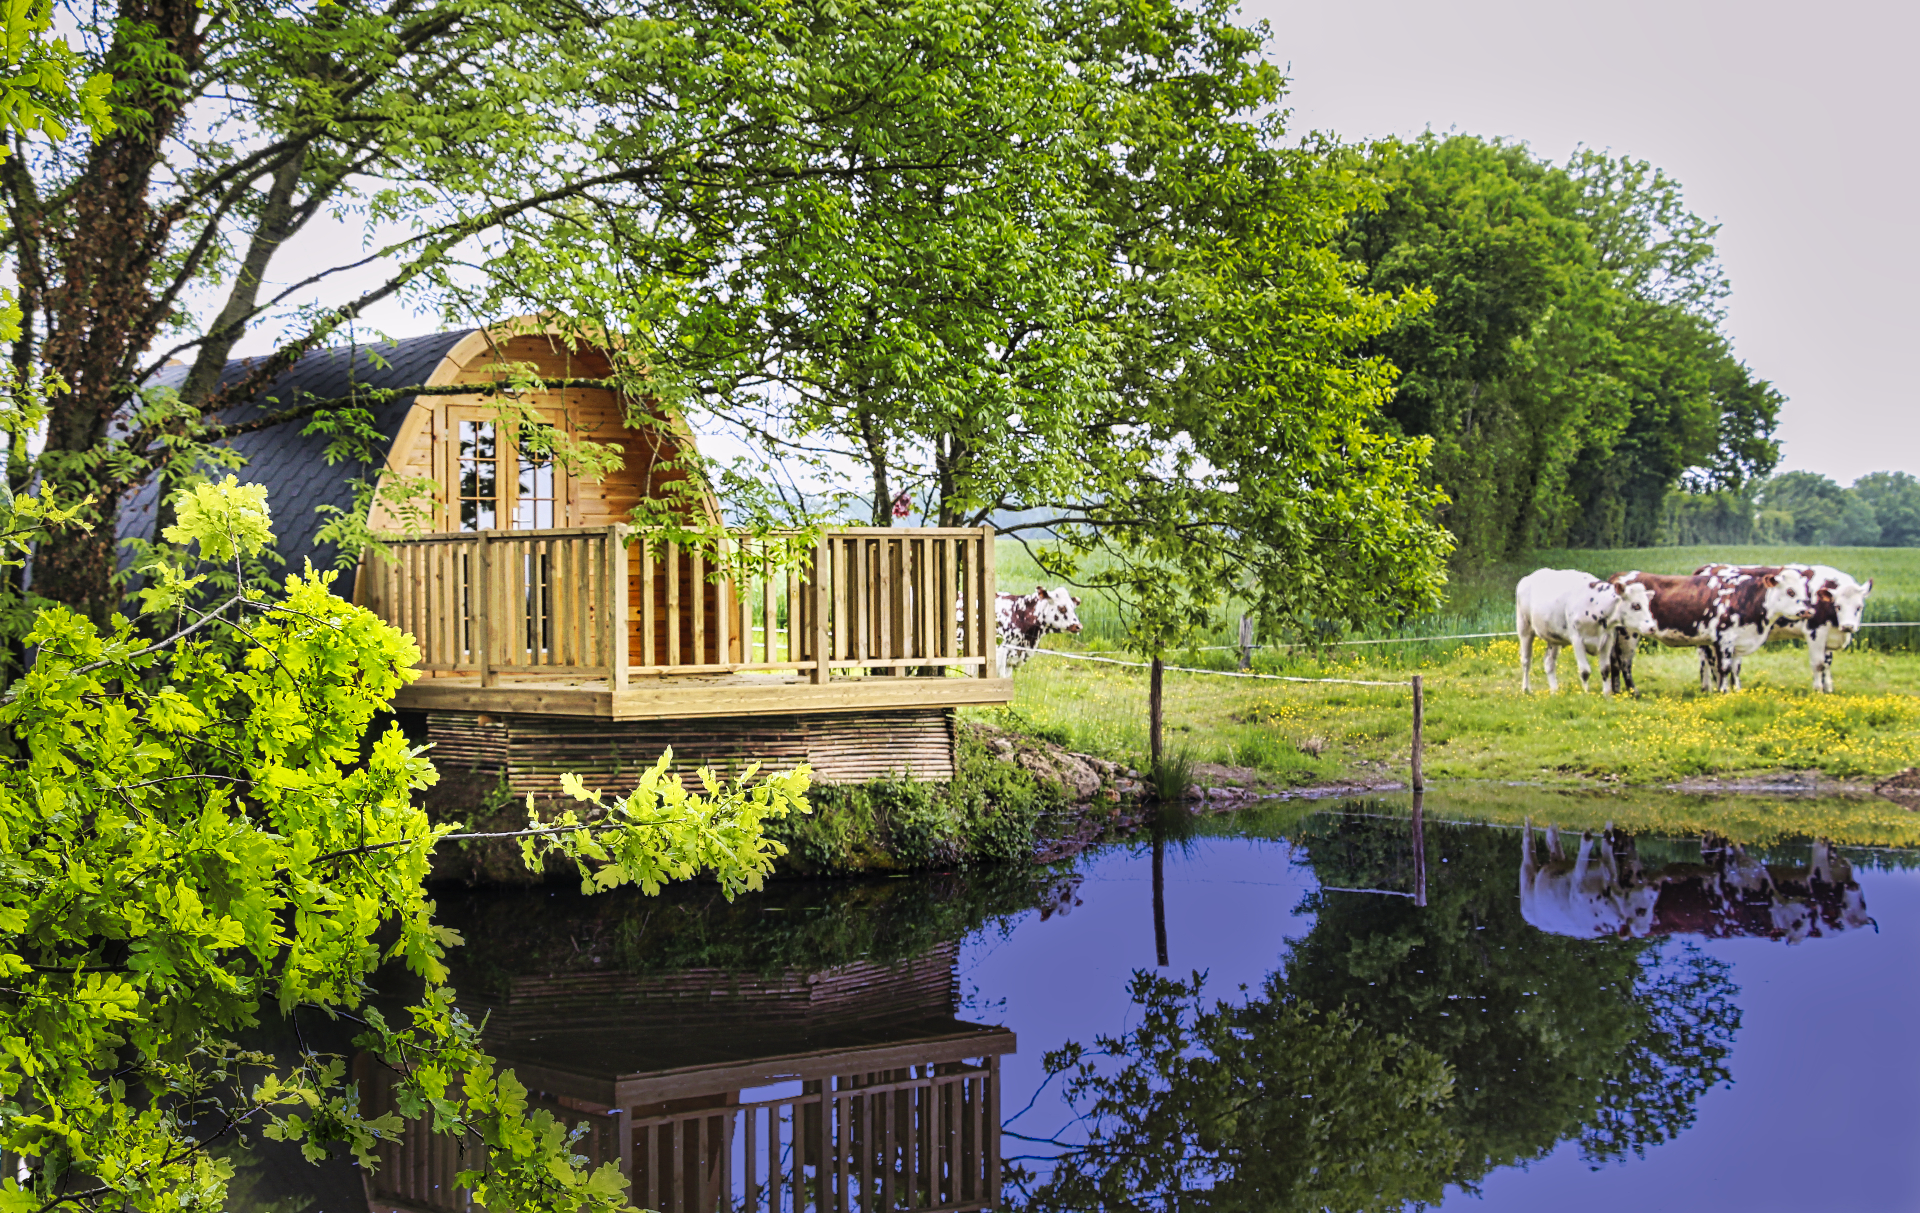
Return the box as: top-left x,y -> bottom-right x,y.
1521,823 -> 1872,945
978,585 -> 1083,676
1692,564 -> 1872,692
1605,567 -> 1814,693
1515,568 -> 1656,695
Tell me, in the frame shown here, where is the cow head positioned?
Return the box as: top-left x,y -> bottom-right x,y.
1760,568 -> 1815,623
1033,586 -> 1083,635
1607,581 -> 1657,636
1829,577 -> 1872,632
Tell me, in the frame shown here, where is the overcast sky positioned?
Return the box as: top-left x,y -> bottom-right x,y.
1244,0 -> 1917,484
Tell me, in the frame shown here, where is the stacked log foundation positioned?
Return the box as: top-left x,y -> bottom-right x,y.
425,706 -> 956,795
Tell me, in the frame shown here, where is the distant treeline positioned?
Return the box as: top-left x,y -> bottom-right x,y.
1659,471 -> 1920,547
1343,135 -> 1783,566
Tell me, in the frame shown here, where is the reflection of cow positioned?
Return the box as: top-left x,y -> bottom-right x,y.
1520,820 -> 1873,944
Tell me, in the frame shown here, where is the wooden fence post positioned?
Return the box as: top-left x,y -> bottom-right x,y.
1237,614 -> 1254,671
1149,655 -> 1165,770
1410,673 -> 1425,792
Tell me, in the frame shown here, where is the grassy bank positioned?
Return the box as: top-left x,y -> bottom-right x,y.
977,635 -> 1920,789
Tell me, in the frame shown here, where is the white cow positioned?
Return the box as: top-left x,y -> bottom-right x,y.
1520,821 -> 1660,939
1694,563 -> 1873,692
1515,568 -> 1655,695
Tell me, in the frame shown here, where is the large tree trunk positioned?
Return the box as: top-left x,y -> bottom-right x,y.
30,0 -> 203,623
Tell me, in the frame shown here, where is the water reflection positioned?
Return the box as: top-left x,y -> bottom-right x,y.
290,803 -> 1916,1213
358,874 -> 1071,1212
1009,811 -> 1747,1209
1520,823 -> 1872,943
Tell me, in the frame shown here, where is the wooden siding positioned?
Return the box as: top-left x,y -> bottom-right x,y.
426,707 -> 958,793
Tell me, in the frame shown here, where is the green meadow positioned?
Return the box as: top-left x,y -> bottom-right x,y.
978,541 -> 1920,789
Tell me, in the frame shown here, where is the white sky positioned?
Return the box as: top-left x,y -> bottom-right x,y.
1244,0 -> 1918,485
242,0 -> 1912,486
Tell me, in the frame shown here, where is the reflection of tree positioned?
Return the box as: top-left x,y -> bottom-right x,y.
1012,972 -> 1461,1213
1288,813 -> 1738,1177
1013,812 -> 1740,1207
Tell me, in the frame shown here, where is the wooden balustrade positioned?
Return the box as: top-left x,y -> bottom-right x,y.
362,525 -> 999,685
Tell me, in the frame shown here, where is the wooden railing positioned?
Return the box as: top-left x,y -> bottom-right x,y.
360,525 -> 999,685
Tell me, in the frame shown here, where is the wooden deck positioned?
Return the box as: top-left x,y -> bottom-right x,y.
394,668 -> 1015,720
363,524 -> 1013,722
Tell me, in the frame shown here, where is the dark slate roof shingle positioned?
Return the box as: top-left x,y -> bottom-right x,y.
118,329 -> 474,596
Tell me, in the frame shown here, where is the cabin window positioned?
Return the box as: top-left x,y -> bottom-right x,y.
515,425 -> 556,530
457,420 -> 499,531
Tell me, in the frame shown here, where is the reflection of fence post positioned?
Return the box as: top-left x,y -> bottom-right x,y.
1152,833 -> 1169,967
1410,673 -> 1425,792
1411,790 -> 1427,908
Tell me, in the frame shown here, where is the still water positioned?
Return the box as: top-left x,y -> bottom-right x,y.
287,797 -> 1920,1212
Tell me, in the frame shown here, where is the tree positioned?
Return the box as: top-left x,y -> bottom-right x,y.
1755,471 -> 1850,544
5,0 -> 1168,624
1338,135 -> 1783,561
1850,472 -> 1920,546
516,0 -> 1454,653
0,481 -> 807,1209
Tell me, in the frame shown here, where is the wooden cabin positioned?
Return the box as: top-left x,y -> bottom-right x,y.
121,320 -> 1011,789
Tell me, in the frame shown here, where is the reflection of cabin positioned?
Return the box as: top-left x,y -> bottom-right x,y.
360,944 -> 1011,1213
121,320 -> 1011,788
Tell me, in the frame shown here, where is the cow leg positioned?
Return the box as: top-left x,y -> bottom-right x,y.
1610,631 -> 1638,694
1698,648 -> 1713,692
1715,637 -> 1738,693
1571,639 -> 1594,693
1808,631 -> 1831,692
1519,623 -> 1534,693
1544,643 -> 1560,693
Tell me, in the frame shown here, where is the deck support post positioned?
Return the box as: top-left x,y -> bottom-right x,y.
475,532 -> 495,688
978,526 -> 997,678
811,534 -> 831,685
607,524 -> 630,690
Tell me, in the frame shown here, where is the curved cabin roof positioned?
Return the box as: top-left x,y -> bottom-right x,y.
118,321 -> 704,598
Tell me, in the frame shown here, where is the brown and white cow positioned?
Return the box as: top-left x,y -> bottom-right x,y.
1692,563 -> 1872,692
994,585 -> 1083,675
1605,567 -> 1814,693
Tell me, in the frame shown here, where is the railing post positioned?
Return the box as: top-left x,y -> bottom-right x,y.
607,524 -> 630,690
979,525 -> 997,678
475,532 -> 495,688
811,533 -> 832,685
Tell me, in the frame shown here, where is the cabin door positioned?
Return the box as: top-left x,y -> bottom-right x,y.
442,404 -> 569,533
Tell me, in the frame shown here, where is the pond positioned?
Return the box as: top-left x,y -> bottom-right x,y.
252,793 -> 1920,1212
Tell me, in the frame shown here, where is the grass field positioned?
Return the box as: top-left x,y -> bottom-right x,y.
980,540 -> 1920,788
